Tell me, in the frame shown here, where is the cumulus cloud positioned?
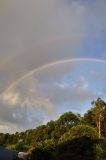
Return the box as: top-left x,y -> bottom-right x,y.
1,90 -> 20,106
0,77 -> 56,132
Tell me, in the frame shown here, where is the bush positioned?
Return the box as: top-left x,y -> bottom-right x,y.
59,124 -> 99,144
31,148 -> 54,160
57,137 -> 96,160
15,142 -> 26,151
95,139 -> 106,160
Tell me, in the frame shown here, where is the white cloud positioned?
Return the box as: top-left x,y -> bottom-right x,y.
58,83 -> 70,89
0,121 -> 20,133
72,76 -> 88,91
0,125 -> 10,131
0,77 -> 56,133
1,90 -> 20,106
0,77 -> 55,115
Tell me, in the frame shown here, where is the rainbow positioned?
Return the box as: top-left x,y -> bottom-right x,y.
2,57 -> 106,93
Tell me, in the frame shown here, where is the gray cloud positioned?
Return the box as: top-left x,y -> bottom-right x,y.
0,0 -> 106,94
0,0 -> 85,93
34,62 -> 75,83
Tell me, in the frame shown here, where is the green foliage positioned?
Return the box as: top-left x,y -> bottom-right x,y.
51,112 -> 80,142
15,141 -> 27,151
95,139 -> 106,160
57,112 -> 80,127
30,148 -> 54,160
59,124 -> 99,144
43,139 -> 56,151
13,157 -> 20,160
83,110 -> 96,126
91,98 -> 106,136
57,137 -> 96,160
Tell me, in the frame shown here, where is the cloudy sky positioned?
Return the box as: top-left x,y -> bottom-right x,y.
0,0 -> 106,133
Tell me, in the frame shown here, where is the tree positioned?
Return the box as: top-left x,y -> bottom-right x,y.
57,112 -> 80,128
51,112 -> 80,142
91,98 -> 106,137
59,124 -> 99,144
95,139 -> 106,160
15,141 -> 26,151
43,121 -> 56,140
83,110 -> 96,127
57,137 -> 96,160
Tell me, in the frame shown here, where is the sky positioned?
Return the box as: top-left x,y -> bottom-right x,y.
0,0 -> 106,133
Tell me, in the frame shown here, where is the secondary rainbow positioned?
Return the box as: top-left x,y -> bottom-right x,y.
2,57 -> 106,93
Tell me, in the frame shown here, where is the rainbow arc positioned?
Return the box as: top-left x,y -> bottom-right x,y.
2,57 -> 106,93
